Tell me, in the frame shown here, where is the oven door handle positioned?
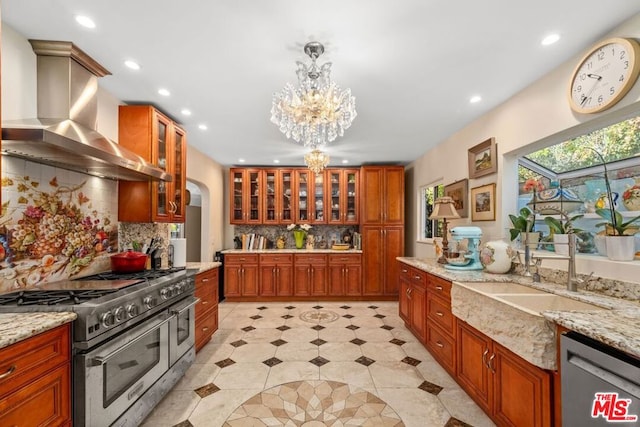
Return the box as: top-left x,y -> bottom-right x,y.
170,296 -> 200,316
90,314 -> 172,366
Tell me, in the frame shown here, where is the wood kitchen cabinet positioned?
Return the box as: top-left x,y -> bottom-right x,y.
224,254 -> 259,297
0,324 -> 71,426
230,168 -> 263,224
360,166 -> 404,225
457,319 -> 552,427
195,268 -> 219,353
259,254 -> 294,296
295,169 -> 327,224
118,105 -> 186,223
293,254 -> 328,296
263,170 -> 294,225
328,253 -> 362,296
362,225 -> 404,296
327,169 -> 359,224
425,274 -> 456,375
398,263 -> 427,343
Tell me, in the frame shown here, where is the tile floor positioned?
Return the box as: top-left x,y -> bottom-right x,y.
141,301 -> 495,427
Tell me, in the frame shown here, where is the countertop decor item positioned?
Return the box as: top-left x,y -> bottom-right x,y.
287,223 -> 312,249
480,240 -> 516,273
622,180 -> 640,211
270,41 -> 356,148
568,37 -> 640,114
428,196 -> 461,264
110,250 -> 148,273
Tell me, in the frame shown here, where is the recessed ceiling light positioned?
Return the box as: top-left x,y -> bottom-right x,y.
124,60 -> 140,70
75,15 -> 96,29
541,33 -> 560,46
342,159 -> 349,164
181,109 -> 192,116
238,158 -> 246,163
469,95 -> 482,104
198,124 -> 208,130
273,159 -> 280,164
158,88 -> 170,96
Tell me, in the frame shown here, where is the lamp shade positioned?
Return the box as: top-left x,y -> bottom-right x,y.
429,196 -> 461,219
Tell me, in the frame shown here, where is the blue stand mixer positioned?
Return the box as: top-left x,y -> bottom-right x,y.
445,226 -> 483,271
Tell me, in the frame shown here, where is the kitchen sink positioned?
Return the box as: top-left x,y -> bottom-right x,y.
458,282 -> 548,295
495,294 -> 607,314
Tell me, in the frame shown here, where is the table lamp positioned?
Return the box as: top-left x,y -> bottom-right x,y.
429,196 -> 461,264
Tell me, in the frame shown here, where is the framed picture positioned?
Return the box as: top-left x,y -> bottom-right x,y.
468,137 -> 497,179
444,179 -> 468,218
470,183 -> 496,221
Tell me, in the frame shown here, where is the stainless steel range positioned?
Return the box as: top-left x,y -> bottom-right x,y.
0,267 -> 197,427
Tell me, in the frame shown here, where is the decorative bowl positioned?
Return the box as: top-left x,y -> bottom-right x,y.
445,252 -> 471,266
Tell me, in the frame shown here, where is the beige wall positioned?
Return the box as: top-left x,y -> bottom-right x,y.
407,14 -> 640,282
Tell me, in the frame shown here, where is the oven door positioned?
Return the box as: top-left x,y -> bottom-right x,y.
75,311 -> 170,427
169,296 -> 198,366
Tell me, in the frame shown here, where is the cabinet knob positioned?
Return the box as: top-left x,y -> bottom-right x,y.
202,327 -> 209,332
202,278 -> 209,282
436,311 -> 444,317
435,341 -> 444,348
435,285 -> 443,291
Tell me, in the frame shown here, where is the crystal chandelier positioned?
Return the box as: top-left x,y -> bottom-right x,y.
304,149 -> 330,175
271,41 -> 357,147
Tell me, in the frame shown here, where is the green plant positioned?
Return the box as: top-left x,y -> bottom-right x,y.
508,207 -> 535,241
589,148 -> 640,236
544,214 -> 584,235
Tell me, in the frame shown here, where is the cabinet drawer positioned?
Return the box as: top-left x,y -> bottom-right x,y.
195,306 -> 218,353
0,363 -> 71,426
328,254 -> 361,265
196,268 -> 218,286
427,274 -> 452,300
195,287 -> 217,319
399,263 -> 413,282
225,254 -> 259,265
294,254 -> 327,265
427,293 -> 454,335
426,323 -> 455,374
0,324 -> 70,398
259,254 -> 293,264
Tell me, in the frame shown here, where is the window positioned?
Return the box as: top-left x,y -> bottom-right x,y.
419,183 -> 444,241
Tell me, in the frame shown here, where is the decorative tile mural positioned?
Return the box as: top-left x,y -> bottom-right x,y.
0,157 -> 118,292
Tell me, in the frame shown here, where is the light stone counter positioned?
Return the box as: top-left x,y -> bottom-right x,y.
186,262 -> 221,274
222,249 -> 362,254
0,312 -> 77,350
397,257 -> 640,367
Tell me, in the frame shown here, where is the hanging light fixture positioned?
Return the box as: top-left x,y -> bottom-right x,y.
304,149 -> 330,175
271,41 -> 357,148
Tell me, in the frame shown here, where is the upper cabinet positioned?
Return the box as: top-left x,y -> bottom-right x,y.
230,168 -> 263,225
263,169 -> 294,225
118,105 -> 187,223
327,169 -> 359,225
360,166 -> 404,225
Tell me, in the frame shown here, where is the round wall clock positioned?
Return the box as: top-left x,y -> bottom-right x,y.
568,37 -> 640,114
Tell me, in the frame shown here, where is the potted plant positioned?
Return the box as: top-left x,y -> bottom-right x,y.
508,207 -> 539,247
590,149 -> 640,261
544,214 -> 583,255
287,223 -> 312,249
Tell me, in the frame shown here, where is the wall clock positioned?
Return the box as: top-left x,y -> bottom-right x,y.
568,37 -> 640,114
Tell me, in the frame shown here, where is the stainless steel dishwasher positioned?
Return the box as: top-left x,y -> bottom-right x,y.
561,331 -> 640,425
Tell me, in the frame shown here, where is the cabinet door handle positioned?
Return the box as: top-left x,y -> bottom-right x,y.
414,275 -> 421,280
488,353 -> 496,373
435,341 -> 444,348
202,327 -> 209,332
0,365 -> 16,380
435,286 -> 443,291
482,348 -> 489,368
202,300 -> 209,305
435,311 -> 444,317
401,269 -> 408,273
202,278 -> 209,282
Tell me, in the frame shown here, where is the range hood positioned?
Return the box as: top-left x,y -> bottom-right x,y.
2,40 -> 170,182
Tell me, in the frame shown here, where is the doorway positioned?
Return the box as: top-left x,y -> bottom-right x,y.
185,180 -> 202,262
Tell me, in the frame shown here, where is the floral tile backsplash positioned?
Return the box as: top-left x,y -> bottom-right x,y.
0,158 -> 118,292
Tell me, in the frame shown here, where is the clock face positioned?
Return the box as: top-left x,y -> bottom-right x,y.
568,37 -> 640,114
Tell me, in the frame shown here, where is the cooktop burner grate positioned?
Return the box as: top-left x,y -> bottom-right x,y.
0,289 -> 120,306
80,267 -> 186,281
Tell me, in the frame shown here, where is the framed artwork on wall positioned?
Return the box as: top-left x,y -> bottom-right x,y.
468,137 -> 497,179
470,183 -> 496,221
444,179 -> 468,218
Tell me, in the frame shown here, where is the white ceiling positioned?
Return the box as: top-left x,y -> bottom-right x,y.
3,1 -> 640,168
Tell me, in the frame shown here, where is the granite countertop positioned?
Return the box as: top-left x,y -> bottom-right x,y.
397,256 -> 640,361
186,262 -> 221,273
222,249 -> 363,254
0,312 -> 77,350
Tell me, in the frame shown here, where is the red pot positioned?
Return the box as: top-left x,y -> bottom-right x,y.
110,251 -> 148,273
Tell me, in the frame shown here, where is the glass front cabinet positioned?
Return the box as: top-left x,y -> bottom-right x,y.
230,168 -> 262,224
328,169 -> 359,224
263,170 -> 293,225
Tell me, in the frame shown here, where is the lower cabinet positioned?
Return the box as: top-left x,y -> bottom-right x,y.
328,254 -> 362,296
195,268 -> 219,352
259,254 -> 293,296
0,324 -> 71,426
224,254 -> 259,297
293,254 -> 328,296
398,263 -> 427,343
457,319 -> 552,427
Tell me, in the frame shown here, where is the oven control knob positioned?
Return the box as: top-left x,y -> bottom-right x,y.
100,311 -> 115,328
126,304 -> 139,318
143,296 -> 157,308
160,287 -> 171,300
113,306 -> 125,322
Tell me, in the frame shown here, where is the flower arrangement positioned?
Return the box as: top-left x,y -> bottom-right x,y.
287,223 -> 312,249
286,223 -> 312,233
523,178 -> 545,198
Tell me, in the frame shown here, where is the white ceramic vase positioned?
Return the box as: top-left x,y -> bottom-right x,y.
605,235 -> 636,261
553,234 -> 569,256
480,240 -> 516,274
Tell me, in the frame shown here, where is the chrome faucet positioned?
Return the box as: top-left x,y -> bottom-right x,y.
518,206 -> 581,292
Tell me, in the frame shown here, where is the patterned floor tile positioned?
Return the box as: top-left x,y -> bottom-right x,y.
343,314 -> 355,319
312,305 -> 324,309
276,325 -> 291,331
368,305 -> 379,309
257,306 -> 268,310
310,338 -> 327,346
229,339 -> 247,348
270,339 -> 287,347
281,314 -> 294,319
346,324 -> 360,330
418,380 -> 443,395
241,326 -> 255,332
402,356 -> 422,366
355,356 -> 375,366
172,420 -> 194,427
215,358 -> 236,368
390,338 -> 406,346
249,315 -> 262,320
445,417 -> 474,427
374,314 -> 387,318
350,338 -> 367,346
194,383 -> 221,398
311,324 -> 325,331
285,305 -> 296,309
309,356 -> 330,367
263,357 -> 283,367
340,305 -> 351,309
